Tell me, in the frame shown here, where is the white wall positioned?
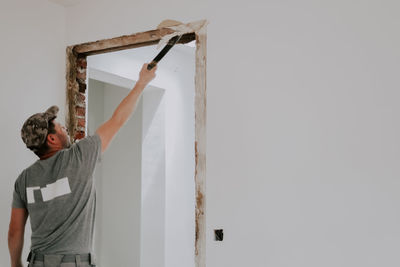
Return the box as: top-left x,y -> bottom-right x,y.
141,89 -> 166,267
0,1 -> 65,266
87,45 -> 196,267
88,79 -> 143,267
88,78 -> 169,267
102,82 -> 143,267
2,1 -> 400,267
87,79 -> 105,261
66,1 -> 400,267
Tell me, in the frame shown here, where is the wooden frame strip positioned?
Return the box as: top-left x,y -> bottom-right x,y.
73,29 -> 195,56
194,27 -> 207,267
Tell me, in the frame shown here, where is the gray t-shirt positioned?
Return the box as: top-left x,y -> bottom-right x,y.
12,134 -> 102,254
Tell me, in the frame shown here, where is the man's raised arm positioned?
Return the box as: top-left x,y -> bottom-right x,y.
96,63 -> 157,153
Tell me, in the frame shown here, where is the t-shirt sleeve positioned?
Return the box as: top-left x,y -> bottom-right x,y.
73,133 -> 102,165
12,179 -> 26,209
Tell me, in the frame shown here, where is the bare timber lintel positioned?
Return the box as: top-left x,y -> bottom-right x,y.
73,29 -> 195,56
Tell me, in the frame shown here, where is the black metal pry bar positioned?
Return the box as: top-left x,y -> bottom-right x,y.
147,35 -> 182,70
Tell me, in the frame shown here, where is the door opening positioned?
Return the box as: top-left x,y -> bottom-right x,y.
65,20 -> 207,267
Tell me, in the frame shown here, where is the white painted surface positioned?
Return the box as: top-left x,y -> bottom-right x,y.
141,89 -> 166,267
2,1 -> 400,267
46,0 -> 85,7
87,79 -> 105,261
88,80 -> 142,267
88,46 -> 196,267
67,1 -> 400,267
0,1 -> 65,266
88,76 -> 168,267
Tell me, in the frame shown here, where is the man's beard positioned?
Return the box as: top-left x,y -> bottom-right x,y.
58,133 -> 71,149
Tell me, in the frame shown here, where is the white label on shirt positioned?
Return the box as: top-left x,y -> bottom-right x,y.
27,186 -> 40,204
41,177 -> 71,202
26,177 -> 71,204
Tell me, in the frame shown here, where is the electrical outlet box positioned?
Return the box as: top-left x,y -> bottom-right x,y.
214,229 -> 223,241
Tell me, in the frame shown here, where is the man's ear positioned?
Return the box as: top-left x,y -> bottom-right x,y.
47,133 -> 57,145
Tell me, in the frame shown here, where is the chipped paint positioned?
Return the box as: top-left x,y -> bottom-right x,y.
194,28 -> 207,267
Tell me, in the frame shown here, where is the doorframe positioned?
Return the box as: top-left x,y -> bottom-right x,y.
65,20 -> 207,267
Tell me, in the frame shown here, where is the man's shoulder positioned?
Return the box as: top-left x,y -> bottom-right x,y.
68,134 -> 102,156
76,133 -> 101,143
68,134 -> 100,148
15,159 -> 41,182
16,154 -> 59,184
14,167 -> 28,187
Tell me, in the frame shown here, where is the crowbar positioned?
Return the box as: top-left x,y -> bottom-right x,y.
147,35 -> 182,70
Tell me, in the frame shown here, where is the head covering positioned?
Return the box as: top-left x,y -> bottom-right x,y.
21,105 -> 59,151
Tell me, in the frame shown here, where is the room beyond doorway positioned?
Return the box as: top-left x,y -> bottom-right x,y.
86,43 -> 195,267
65,21 -> 207,267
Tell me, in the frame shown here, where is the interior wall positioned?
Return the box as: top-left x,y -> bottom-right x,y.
88,79 -> 142,267
88,76 -> 169,267
2,1 -> 399,267
141,89 -> 166,267
65,1 -> 400,267
0,1 -> 66,266
88,46 -> 196,267
86,79 -> 105,261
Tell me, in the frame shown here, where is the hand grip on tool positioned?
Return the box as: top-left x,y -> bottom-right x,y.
147,35 -> 182,70
147,61 -> 157,70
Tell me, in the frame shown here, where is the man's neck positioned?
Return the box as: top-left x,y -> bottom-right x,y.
40,148 -> 62,160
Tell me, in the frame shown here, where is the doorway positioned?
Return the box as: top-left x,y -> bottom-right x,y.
65,21 -> 207,267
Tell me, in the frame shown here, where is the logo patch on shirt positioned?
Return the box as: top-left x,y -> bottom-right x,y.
27,177 -> 71,204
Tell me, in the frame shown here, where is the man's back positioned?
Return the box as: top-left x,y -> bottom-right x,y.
8,63 -> 156,267
13,134 -> 101,254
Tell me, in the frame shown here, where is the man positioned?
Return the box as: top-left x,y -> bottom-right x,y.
8,63 -> 157,267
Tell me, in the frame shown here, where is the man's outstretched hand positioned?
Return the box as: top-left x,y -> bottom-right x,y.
96,62 -> 158,153
137,63 -> 157,86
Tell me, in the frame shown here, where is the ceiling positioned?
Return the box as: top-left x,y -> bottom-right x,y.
47,0 -> 85,7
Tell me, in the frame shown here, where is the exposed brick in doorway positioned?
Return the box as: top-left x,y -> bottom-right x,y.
66,48 -> 88,141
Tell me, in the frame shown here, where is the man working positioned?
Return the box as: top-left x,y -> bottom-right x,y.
8,63 -> 157,267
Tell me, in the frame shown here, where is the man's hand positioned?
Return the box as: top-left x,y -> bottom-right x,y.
137,63 -> 157,86
96,62 -> 158,153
